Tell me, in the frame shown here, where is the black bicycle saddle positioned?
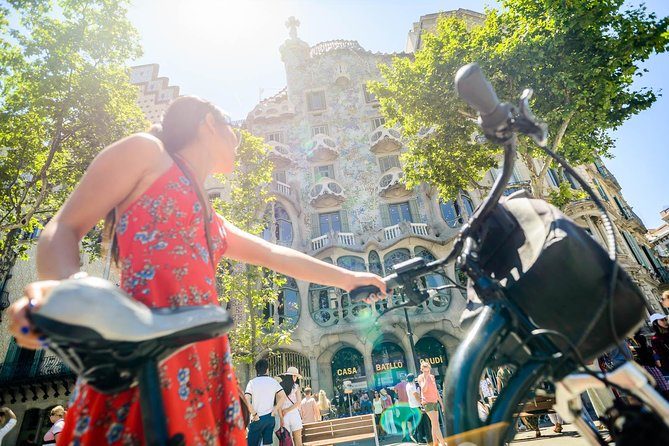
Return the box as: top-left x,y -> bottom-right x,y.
31,276 -> 234,394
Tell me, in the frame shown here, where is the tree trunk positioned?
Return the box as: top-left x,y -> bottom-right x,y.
0,228 -> 21,295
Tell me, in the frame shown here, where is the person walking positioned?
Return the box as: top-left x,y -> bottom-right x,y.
317,390 -> 332,420
650,313 -> 669,374
7,96 -> 387,444
299,388 -> 321,424
417,360 -> 446,446
245,358 -> 287,446
0,408 -> 17,446
279,367 -> 304,446
404,374 -> 422,442
42,406 -> 65,446
372,391 -> 385,440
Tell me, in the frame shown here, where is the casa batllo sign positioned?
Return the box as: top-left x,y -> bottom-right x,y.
336,367 -> 360,376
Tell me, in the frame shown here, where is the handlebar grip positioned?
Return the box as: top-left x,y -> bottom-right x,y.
349,285 -> 382,302
455,63 -> 510,131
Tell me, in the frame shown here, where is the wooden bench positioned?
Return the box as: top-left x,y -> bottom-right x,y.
302,414 -> 379,446
518,396 -> 556,417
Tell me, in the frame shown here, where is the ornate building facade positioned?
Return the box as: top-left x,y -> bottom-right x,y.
239,13 -> 669,395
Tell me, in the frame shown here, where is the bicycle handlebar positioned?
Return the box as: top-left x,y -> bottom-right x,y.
455,63 -> 511,132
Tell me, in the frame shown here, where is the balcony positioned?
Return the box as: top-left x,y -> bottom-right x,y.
369,126 -> 402,153
378,167 -> 410,198
309,177 -> 345,208
594,162 -> 621,189
333,64 -> 351,87
311,288 -> 453,328
310,232 -> 357,252
622,206 -> 646,232
306,134 -> 339,162
0,356 -> 72,385
267,141 -> 293,168
382,222 -> 431,242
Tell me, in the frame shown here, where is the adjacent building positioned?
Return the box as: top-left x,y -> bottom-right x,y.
129,63 -> 180,124
648,208 -> 669,268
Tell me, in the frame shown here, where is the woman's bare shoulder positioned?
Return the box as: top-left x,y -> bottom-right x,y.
95,132 -> 169,169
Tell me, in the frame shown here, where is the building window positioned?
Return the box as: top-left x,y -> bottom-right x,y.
371,116 -> 386,130
314,164 -> 335,181
613,196 -> 630,219
439,199 -> 463,228
621,230 -> 651,269
207,191 -> 221,201
273,170 -> 287,184
311,125 -> 329,137
363,85 -> 377,103
461,194 -> 475,216
368,250 -> 383,276
264,277 -> 300,327
306,90 -> 326,112
383,248 -> 412,273
388,202 -> 414,225
593,178 -> 609,201
547,168 -> 561,187
267,350 -> 311,389
267,132 -> 285,143
336,256 -> 367,272
378,155 -> 400,172
262,203 -> 294,246
319,212 -> 342,235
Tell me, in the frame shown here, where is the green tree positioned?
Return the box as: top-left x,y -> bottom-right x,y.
0,0 -> 147,284
369,0 -> 669,202
213,130 -> 292,369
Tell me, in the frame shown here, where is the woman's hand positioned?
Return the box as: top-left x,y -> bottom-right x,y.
7,280 -> 61,349
344,272 -> 389,304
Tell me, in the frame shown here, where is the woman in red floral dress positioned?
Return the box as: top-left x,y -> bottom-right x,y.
8,96 -> 387,445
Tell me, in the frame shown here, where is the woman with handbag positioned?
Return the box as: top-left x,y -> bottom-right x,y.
279,367 -> 304,446
7,96 -> 387,445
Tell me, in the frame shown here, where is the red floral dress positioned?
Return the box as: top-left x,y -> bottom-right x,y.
58,162 -> 246,446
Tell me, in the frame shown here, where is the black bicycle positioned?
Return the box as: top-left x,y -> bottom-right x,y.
349,63 -> 669,445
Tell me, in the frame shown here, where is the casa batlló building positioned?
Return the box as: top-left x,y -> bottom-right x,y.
240,12 -> 669,395
0,9 -> 667,445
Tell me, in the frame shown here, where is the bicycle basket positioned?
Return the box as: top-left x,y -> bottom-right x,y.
472,193 -> 646,367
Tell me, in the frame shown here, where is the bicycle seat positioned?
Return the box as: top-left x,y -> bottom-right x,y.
31,276 -> 234,394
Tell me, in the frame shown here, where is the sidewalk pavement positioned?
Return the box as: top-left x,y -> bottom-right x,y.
352,423 -> 592,445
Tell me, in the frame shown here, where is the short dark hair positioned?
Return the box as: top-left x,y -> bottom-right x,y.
255,358 -> 269,375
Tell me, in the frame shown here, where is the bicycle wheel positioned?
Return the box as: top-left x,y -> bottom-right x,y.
444,305 -> 549,445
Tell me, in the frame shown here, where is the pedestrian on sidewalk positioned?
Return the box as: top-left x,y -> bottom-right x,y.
373,391 -> 386,440
279,367 -> 304,446
417,360 -> 446,446
300,388 -> 321,424
317,390 -> 332,420
245,359 -> 287,446
0,407 -> 17,446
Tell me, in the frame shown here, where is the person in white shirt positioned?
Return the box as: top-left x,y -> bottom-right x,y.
0,407 -> 17,446
245,359 -> 287,446
405,374 -> 422,442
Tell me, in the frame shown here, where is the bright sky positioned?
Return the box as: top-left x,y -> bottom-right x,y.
128,0 -> 669,228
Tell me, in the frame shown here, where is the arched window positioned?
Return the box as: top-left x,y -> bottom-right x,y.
309,283 -> 344,327
383,248 -> 411,273
414,247 -> 450,311
368,250 -> 383,276
264,277 -> 300,327
336,256 -> 366,272
267,350 -> 312,389
439,199 -> 463,228
461,194 -> 475,216
261,203 -> 294,246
